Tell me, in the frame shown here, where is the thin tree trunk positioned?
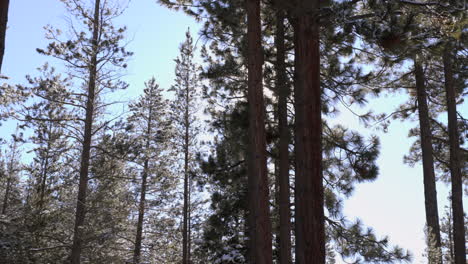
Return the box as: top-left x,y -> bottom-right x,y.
2,141 -> 16,215
38,147 -> 50,212
1,171 -> 11,215
0,0 -> 9,73
293,1 -> 325,263
246,0 -> 273,263
448,204 -> 455,263
188,177 -> 192,263
70,0 -> 100,262
413,54 -> 442,264
275,8 -> 292,264
134,106 -> 152,264
443,43 -> 466,264
182,75 -> 190,264
133,160 -> 149,264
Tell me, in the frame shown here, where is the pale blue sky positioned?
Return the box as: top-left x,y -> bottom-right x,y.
2,0 -> 466,263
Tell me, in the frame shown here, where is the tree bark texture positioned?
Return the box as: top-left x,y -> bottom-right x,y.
246,0 -> 273,263
70,0 -> 101,262
443,43 -> 466,264
413,54 -> 442,264
275,8 -> 292,264
293,1 -> 325,263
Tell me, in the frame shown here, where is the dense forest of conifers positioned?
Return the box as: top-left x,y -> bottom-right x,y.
0,0 -> 466,263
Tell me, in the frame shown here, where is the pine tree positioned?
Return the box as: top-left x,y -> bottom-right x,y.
32,0 -> 132,262
274,5 -> 292,264
1,132 -> 21,215
442,42 -> 466,264
127,77 -> 173,263
413,52 -> 443,263
289,0 -> 325,262
246,0 -> 273,263
169,29 -> 202,264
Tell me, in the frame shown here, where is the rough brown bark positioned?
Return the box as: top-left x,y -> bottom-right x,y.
293,0 -> 325,263
246,0 -> 273,263
443,43 -> 466,264
413,54 -> 442,264
70,0 -> 101,262
133,107 -> 152,264
0,0 -> 9,73
275,8 -> 292,264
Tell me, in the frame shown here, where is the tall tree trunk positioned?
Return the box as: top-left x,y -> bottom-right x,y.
133,160 -> 149,264
246,0 -> 273,263
293,1 -> 325,263
275,8 -> 292,264
134,107 -> 152,264
0,0 -> 9,73
182,75 -> 190,264
443,43 -> 466,264
70,0 -> 100,262
413,54 -> 442,264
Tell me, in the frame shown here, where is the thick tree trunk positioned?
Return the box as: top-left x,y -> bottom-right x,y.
413,54 -> 442,264
443,43 -> 466,264
70,0 -> 100,263
133,159 -> 149,264
293,1 -> 325,263
0,0 -> 9,73
275,9 -> 292,264
246,0 -> 273,263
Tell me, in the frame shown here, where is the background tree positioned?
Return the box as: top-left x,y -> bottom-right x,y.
126,77 -> 173,263
169,29 -> 203,264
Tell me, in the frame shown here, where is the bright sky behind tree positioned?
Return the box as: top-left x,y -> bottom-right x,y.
2,0 -> 466,263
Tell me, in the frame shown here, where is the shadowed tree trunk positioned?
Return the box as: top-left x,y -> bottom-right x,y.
246,0 -> 273,263
293,0 -> 325,263
0,0 -> 9,73
443,43 -> 466,264
70,0 -> 101,262
275,8 -> 292,264
413,53 -> 442,264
